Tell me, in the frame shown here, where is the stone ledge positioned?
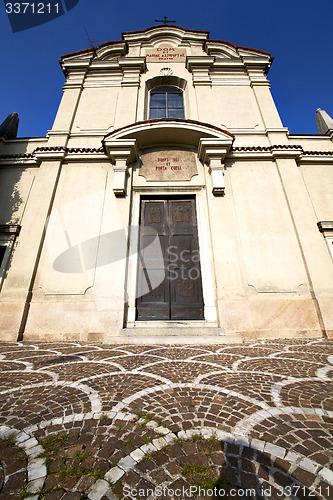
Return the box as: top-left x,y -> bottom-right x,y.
103,331 -> 243,345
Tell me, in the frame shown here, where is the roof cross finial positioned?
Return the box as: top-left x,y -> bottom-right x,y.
155,16 -> 176,25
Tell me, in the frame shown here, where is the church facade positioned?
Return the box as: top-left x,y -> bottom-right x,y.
1,24 -> 333,343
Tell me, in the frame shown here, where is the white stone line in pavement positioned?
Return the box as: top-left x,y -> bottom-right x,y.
103,353 -> 167,362
0,358 -> 34,370
0,374 -> 58,394
271,376 -> 332,407
88,423 -> 333,500
65,381 -> 102,413
266,355 -> 328,366
187,352 -> 240,360
135,358 -> 234,374
215,345 -> 247,353
78,369 -> 172,386
141,346 -> 214,356
0,380 -> 102,414
193,369 -> 232,385
68,343 -> 104,350
0,425 -> 46,498
0,349 -> 37,358
110,381 -> 271,416
233,354 -> 327,371
87,358 -> 133,370
232,358 -> 251,371
179,349 -> 215,358
23,409 -> 138,435
233,405 -> 333,438
267,350 -> 295,357
76,370 -> 130,384
37,359 -> 127,373
131,370 -> 172,385
194,368 -> 292,387
107,348 -> 142,355
128,346 -> 165,355
316,366 -> 333,378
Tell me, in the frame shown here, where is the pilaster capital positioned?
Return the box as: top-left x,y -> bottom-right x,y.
118,57 -> 146,86
103,139 -> 138,165
198,138 -> 232,164
103,139 -> 138,196
186,56 -> 215,86
198,138 -> 232,195
34,147 -> 66,162
271,146 -> 303,160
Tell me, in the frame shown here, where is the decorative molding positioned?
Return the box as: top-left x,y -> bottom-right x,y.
302,150 -> 333,156
271,146 -> 303,160
118,57 -> 146,87
318,221 -> 333,233
0,224 -> 21,236
186,56 -> 215,86
229,145 -> 333,163
146,75 -> 187,91
160,67 -> 173,76
1,142 -> 332,168
0,153 -> 34,159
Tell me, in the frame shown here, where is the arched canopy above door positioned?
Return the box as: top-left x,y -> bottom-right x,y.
102,118 -> 234,195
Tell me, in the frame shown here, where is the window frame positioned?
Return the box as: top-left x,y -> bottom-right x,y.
145,75 -> 187,121
149,85 -> 185,120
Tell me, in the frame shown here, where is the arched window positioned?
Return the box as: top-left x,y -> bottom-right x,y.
149,86 -> 185,120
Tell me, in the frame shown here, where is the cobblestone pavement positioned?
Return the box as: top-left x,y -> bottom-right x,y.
0,338 -> 333,500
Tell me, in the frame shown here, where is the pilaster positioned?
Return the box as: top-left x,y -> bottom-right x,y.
274,150 -> 333,337
0,152 -> 65,339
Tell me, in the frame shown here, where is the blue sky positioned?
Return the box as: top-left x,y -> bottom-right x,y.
1,0 -> 332,137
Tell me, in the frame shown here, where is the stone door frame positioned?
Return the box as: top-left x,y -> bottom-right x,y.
125,187 -> 218,327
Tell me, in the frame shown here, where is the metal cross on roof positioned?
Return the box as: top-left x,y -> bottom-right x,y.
155,16 -> 176,25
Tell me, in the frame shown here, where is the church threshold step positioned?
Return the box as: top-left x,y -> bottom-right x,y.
103,328 -> 243,345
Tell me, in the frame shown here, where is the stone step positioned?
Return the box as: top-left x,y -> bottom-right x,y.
103,328 -> 243,345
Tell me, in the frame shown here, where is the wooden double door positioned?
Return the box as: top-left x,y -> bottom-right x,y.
136,197 -> 204,320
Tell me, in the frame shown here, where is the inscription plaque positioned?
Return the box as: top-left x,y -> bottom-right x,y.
139,150 -> 198,181
145,44 -> 186,63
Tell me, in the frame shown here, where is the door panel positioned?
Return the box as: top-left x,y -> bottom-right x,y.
136,197 -> 204,320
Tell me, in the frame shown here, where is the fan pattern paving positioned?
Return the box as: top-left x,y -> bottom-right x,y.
0,338 -> 332,499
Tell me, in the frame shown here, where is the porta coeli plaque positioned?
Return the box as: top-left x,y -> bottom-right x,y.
139,150 -> 198,182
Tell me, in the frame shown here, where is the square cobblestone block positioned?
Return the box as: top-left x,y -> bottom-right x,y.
118,455 -> 136,471
105,466 -> 125,483
88,479 -> 110,500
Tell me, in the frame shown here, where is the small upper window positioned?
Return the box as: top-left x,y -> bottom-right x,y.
149,86 -> 185,120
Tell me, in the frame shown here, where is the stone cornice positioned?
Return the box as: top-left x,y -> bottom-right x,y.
0,224 -> 21,236
198,138 -> 233,164
0,147 -> 106,166
122,25 -> 209,44
318,221 -> 333,233
60,59 -> 92,78
1,144 -> 333,166
103,139 -> 138,165
230,145 -> 333,163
